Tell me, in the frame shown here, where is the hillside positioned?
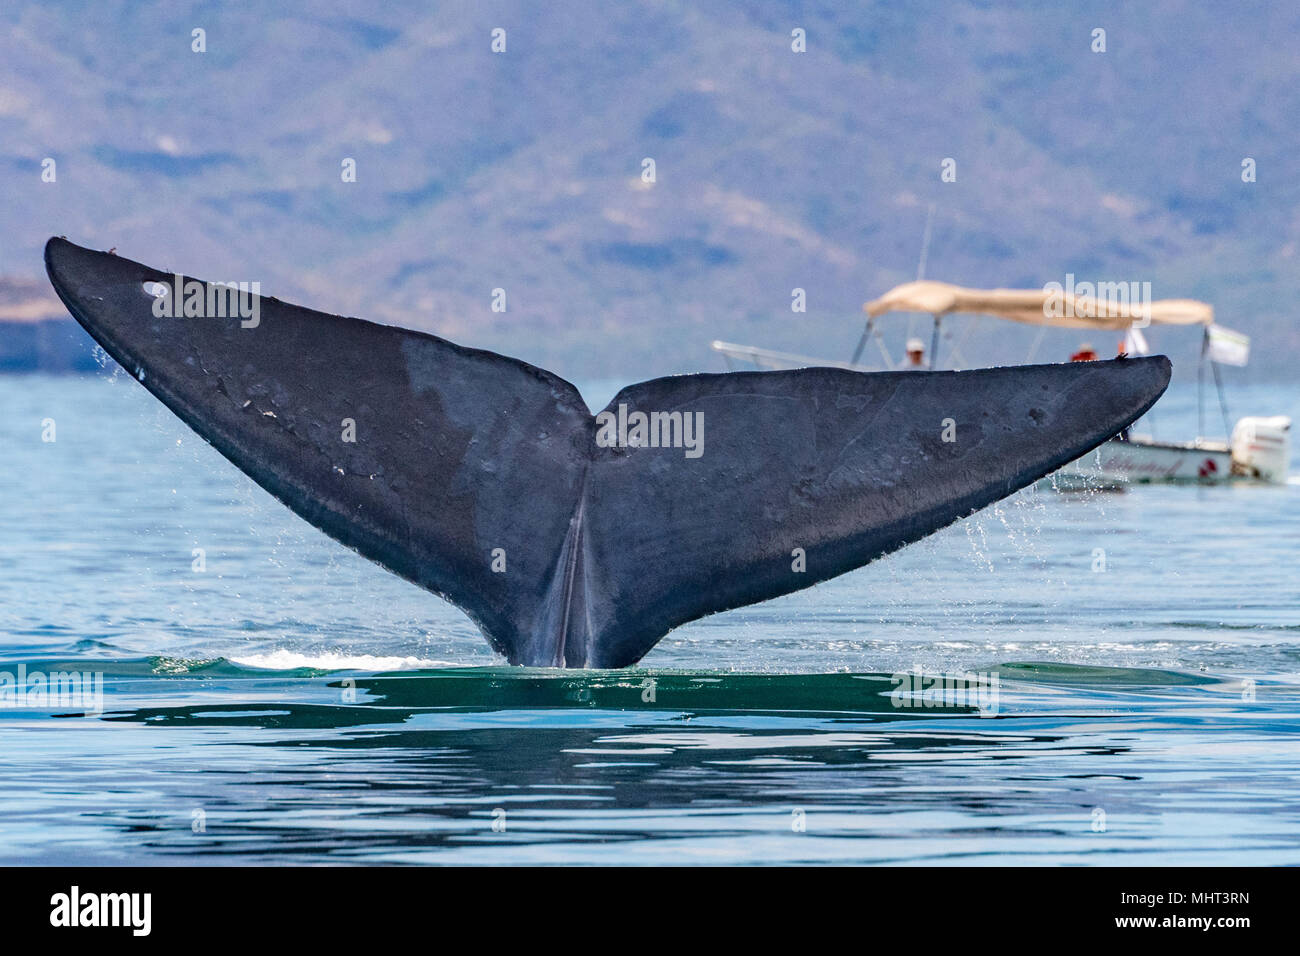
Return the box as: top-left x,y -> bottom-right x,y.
2,0 -> 1297,383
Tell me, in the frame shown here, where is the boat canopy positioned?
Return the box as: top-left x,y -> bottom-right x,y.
864,280 -> 1214,330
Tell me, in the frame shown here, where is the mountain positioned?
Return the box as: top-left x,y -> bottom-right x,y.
0,277 -> 92,371
2,0 -> 1297,383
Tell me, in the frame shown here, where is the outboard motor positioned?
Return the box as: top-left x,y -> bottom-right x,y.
1230,416 -> 1291,483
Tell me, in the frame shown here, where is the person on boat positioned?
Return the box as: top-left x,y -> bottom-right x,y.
904,337 -> 927,369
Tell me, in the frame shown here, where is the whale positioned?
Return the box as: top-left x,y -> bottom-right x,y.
44,238 -> 1170,667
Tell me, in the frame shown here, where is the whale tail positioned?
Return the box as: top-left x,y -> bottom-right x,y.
45,238 -> 1170,667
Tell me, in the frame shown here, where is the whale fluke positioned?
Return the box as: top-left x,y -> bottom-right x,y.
45,238 -> 1170,668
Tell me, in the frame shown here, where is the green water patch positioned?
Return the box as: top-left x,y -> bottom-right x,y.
10,658 -> 1237,733
997,661 -> 1219,686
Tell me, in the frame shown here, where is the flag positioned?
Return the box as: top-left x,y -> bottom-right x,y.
1206,324 -> 1250,367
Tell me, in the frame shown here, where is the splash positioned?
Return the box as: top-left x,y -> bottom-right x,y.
229,649 -> 459,671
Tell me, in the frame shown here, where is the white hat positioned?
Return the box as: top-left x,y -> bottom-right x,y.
906,338 -> 925,352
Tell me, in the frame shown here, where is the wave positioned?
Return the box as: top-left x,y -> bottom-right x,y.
228,649 -> 460,672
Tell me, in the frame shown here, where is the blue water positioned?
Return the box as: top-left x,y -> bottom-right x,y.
2,370 -> 1299,864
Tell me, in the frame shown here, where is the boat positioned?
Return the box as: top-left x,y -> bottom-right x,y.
712,279 -> 1290,488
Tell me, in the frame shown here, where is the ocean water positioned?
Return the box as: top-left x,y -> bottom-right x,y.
2,370 -> 1299,865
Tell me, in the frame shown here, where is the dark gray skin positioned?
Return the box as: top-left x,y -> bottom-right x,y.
45,238 -> 1170,668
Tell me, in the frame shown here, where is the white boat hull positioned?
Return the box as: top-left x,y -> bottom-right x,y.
1052,436 -> 1233,488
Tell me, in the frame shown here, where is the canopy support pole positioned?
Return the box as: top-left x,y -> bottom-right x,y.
875,329 -> 895,370
1025,320 -> 1049,364
929,314 -> 942,370
849,316 -> 874,367
1197,329 -> 1207,442
948,315 -> 981,371
1211,357 -> 1232,437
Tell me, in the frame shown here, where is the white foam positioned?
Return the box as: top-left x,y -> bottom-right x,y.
229,650 -> 459,672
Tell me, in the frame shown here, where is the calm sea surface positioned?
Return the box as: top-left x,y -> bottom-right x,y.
2,370 -> 1299,864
